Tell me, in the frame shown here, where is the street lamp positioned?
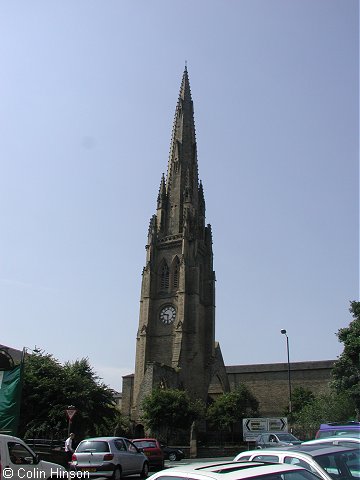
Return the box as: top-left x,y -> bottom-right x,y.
280,329 -> 292,414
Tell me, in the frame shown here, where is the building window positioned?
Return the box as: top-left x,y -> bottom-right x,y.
160,262 -> 169,290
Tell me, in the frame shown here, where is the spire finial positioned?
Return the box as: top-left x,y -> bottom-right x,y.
185,60 -> 187,71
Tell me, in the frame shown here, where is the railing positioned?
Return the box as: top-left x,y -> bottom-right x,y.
25,438 -> 68,468
26,438 -> 64,450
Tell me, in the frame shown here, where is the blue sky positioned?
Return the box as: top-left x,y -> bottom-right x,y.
0,1 -> 358,390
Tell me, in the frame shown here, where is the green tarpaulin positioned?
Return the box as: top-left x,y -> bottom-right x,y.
0,364 -> 23,435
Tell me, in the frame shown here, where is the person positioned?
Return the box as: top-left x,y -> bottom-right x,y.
65,433 -> 75,464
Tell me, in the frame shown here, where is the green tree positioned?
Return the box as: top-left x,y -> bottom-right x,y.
112,410 -> 132,437
62,358 -> 117,438
19,352 -> 117,439
286,386 -> 315,423
291,387 -> 315,415
294,391 -> 356,439
141,388 -> 204,442
19,352 -> 66,438
331,301 -> 360,412
206,385 -> 259,436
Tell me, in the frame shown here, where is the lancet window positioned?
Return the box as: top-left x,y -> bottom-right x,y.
160,261 -> 170,290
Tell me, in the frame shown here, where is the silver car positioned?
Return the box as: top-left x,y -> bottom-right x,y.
255,432 -> 302,449
70,436 -> 149,479
234,444 -> 360,480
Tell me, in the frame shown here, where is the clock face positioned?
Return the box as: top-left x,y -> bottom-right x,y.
159,305 -> 176,325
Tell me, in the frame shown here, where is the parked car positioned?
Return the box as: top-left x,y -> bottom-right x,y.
70,436 -> 149,479
254,432 -> 302,449
0,434 -> 67,479
147,459 -> 329,480
302,436 -> 360,447
336,431 -> 360,437
315,422 -> 360,439
234,444 -> 360,480
132,438 -> 164,469
161,443 -> 185,461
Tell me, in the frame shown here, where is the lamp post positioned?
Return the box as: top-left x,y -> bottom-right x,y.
280,329 -> 292,414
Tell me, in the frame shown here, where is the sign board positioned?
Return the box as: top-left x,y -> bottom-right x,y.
66,409 -> 77,421
268,418 -> 287,431
243,417 -> 288,441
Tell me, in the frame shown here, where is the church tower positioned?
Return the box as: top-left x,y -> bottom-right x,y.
128,67 -> 229,423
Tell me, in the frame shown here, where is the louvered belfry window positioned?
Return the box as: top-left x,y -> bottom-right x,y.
161,263 -> 169,289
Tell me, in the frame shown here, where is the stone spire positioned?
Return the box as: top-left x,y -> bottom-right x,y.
164,66 -> 200,236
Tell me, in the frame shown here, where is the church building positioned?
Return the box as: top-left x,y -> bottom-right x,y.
121,67 -> 229,428
120,68 -> 334,431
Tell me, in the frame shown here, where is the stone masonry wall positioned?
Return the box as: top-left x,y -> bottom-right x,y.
226,360 -> 334,416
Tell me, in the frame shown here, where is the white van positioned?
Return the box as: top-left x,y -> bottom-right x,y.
0,434 -> 67,479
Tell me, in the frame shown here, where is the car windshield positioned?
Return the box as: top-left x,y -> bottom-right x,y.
134,440 -> 157,448
314,449 -> 360,480
318,430 -> 359,439
77,441 -> 110,453
277,434 -> 298,442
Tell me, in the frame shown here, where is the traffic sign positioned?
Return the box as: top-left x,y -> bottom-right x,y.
66,408 -> 77,421
243,417 -> 288,441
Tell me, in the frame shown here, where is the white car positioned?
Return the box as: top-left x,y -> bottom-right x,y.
147,460 -> 331,480
0,434 -> 67,479
234,444 -> 360,480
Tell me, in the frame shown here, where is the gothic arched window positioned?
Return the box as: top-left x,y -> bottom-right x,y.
160,261 -> 169,290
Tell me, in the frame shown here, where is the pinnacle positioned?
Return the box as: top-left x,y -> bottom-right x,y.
179,66 -> 192,102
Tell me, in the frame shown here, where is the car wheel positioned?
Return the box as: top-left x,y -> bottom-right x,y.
168,452 -> 177,462
112,466 -> 122,480
140,461 -> 149,478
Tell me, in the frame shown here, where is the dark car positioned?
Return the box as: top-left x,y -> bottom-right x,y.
255,432 -> 302,449
161,444 -> 185,461
132,438 -> 164,470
